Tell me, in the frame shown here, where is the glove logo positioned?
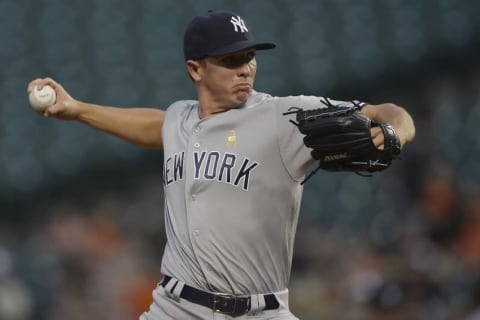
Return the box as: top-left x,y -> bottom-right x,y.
324,153 -> 348,161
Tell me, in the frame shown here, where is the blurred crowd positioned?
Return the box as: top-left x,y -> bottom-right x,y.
288,67 -> 480,319
0,177 -> 166,320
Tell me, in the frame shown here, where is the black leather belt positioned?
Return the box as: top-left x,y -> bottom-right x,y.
160,276 -> 280,317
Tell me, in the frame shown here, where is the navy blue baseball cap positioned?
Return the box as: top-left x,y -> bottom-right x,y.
183,10 -> 276,61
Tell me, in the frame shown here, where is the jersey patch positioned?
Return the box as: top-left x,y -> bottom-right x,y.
226,130 -> 237,147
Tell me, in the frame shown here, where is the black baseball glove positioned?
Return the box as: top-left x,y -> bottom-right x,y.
284,98 -> 401,184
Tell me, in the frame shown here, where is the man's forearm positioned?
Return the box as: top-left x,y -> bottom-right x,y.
77,102 -> 165,149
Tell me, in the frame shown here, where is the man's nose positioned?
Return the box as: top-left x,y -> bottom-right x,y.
238,62 -> 252,77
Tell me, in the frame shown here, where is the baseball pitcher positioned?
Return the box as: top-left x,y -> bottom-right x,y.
28,9 -> 415,320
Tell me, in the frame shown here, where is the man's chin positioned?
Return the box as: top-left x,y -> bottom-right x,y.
235,89 -> 250,104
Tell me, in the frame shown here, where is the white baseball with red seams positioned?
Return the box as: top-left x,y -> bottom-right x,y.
29,85 -> 56,112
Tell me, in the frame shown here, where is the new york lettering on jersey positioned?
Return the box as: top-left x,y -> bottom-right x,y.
163,150 -> 259,191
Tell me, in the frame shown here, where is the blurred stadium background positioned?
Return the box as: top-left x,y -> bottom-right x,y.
1,0 -> 480,319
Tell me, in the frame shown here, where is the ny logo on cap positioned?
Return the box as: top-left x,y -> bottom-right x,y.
230,15 -> 248,33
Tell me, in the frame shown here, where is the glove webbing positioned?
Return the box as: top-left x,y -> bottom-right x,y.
283,98 -> 363,126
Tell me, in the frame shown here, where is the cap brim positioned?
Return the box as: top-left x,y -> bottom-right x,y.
208,40 -> 276,57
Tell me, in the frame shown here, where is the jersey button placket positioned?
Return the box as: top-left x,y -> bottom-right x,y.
187,121 -> 206,269
194,126 -> 201,148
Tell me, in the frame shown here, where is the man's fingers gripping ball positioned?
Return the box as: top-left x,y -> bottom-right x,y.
29,85 -> 56,113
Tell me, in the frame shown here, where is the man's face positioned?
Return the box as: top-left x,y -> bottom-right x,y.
200,49 -> 257,108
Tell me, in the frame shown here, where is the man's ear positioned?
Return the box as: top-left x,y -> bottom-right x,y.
186,60 -> 202,82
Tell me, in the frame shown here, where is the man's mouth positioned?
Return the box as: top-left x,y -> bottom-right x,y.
234,83 -> 251,91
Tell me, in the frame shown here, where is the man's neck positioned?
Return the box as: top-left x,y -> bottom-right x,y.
197,93 -> 248,118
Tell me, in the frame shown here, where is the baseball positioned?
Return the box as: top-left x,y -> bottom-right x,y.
29,85 -> 56,112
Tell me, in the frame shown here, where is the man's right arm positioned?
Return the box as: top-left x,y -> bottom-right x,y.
28,78 -> 165,149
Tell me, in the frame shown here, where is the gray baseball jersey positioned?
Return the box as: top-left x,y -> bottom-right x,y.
160,90 -> 360,295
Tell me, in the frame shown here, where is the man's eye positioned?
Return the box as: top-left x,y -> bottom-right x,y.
218,52 -> 255,68
223,57 -> 235,65
220,57 -> 241,68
